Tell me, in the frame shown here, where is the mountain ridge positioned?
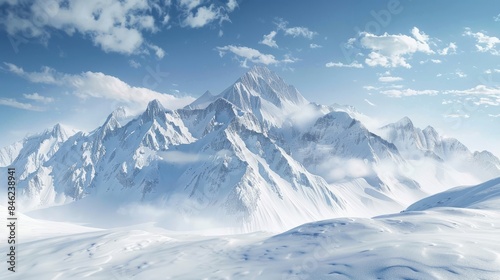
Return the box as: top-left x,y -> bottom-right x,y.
1,66 -> 499,232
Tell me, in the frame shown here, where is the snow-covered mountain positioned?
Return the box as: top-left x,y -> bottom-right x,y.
379,117 -> 500,183
1,66 -> 499,232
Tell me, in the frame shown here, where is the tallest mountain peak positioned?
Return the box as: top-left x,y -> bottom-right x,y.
247,65 -> 273,76
244,65 -> 281,83
229,65 -> 308,109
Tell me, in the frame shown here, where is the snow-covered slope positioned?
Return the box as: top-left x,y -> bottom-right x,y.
407,177 -> 500,211
3,178 -> 500,279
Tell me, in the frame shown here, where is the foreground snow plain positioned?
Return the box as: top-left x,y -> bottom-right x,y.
2,178 -> 500,279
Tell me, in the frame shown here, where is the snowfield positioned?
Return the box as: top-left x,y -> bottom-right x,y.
2,178 -> 500,279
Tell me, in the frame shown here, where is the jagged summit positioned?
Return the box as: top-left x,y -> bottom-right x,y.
187,66 -> 308,116
143,99 -> 166,119
393,116 -> 414,128
235,66 -> 308,107
45,123 -> 77,141
184,66 -> 310,128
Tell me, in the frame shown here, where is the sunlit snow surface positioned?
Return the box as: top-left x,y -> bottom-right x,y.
1,178 -> 500,279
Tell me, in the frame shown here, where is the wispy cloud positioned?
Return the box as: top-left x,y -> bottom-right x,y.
217,45 -> 295,67
148,44 -> 165,59
443,113 -> 470,119
445,85 -> 500,97
3,62 -> 62,85
420,59 -> 442,64
181,4 -> 226,28
364,99 -> 376,106
129,60 -> 141,69
378,76 -> 403,82
377,84 -> 500,109
4,62 -> 194,111
309,43 -> 322,49
259,31 -> 278,48
484,69 -> 500,74
276,18 -> 317,39
381,88 -> 439,97
23,93 -> 54,104
438,42 -> 458,55
455,70 -> 467,78
325,61 -> 363,68
0,98 -> 43,111
463,28 -> 500,55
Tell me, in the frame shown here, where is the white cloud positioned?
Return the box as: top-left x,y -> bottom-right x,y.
0,98 -> 43,111
444,85 -> 500,106
182,4 -> 223,28
388,84 -> 404,89
463,28 -> 500,55
23,93 -> 54,104
283,26 -> 316,39
443,113 -> 470,119
455,70 -> 467,78
419,59 -> 442,64
148,44 -> 165,59
217,45 -> 290,66
484,69 -> 500,74
282,54 -> 298,64
129,60 -> 141,68
226,0 -> 238,12
376,82 -> 500,107
346,37 -> 356,47
325,61 -> 363,68
378,76 -> 403,82
162,15 -> 171,25
179,0 -> 203,12
259,31 -> 278,48
4,62 -> 194,110
438,42 -> 457,55
445,85 -> 500,96
381,88 -> 439,97
363,85 -> 379,91
276,18 -> 317,39
489,114 -> 500,117
0,0 -> 164,56
495,14 -> 500,22
3,62 -> 61,84
158,151 -> 209,164
70,72 -> 194,109
317,157 -> 373,182
309,43 -> 322,49
1,0 -> 235,55
364,99 -> 376,106
360,27 -> 434,68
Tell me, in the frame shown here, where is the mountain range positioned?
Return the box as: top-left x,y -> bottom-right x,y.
1,66 -> 499,232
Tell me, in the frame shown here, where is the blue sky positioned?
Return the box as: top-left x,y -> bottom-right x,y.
0,0 -> 499,156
